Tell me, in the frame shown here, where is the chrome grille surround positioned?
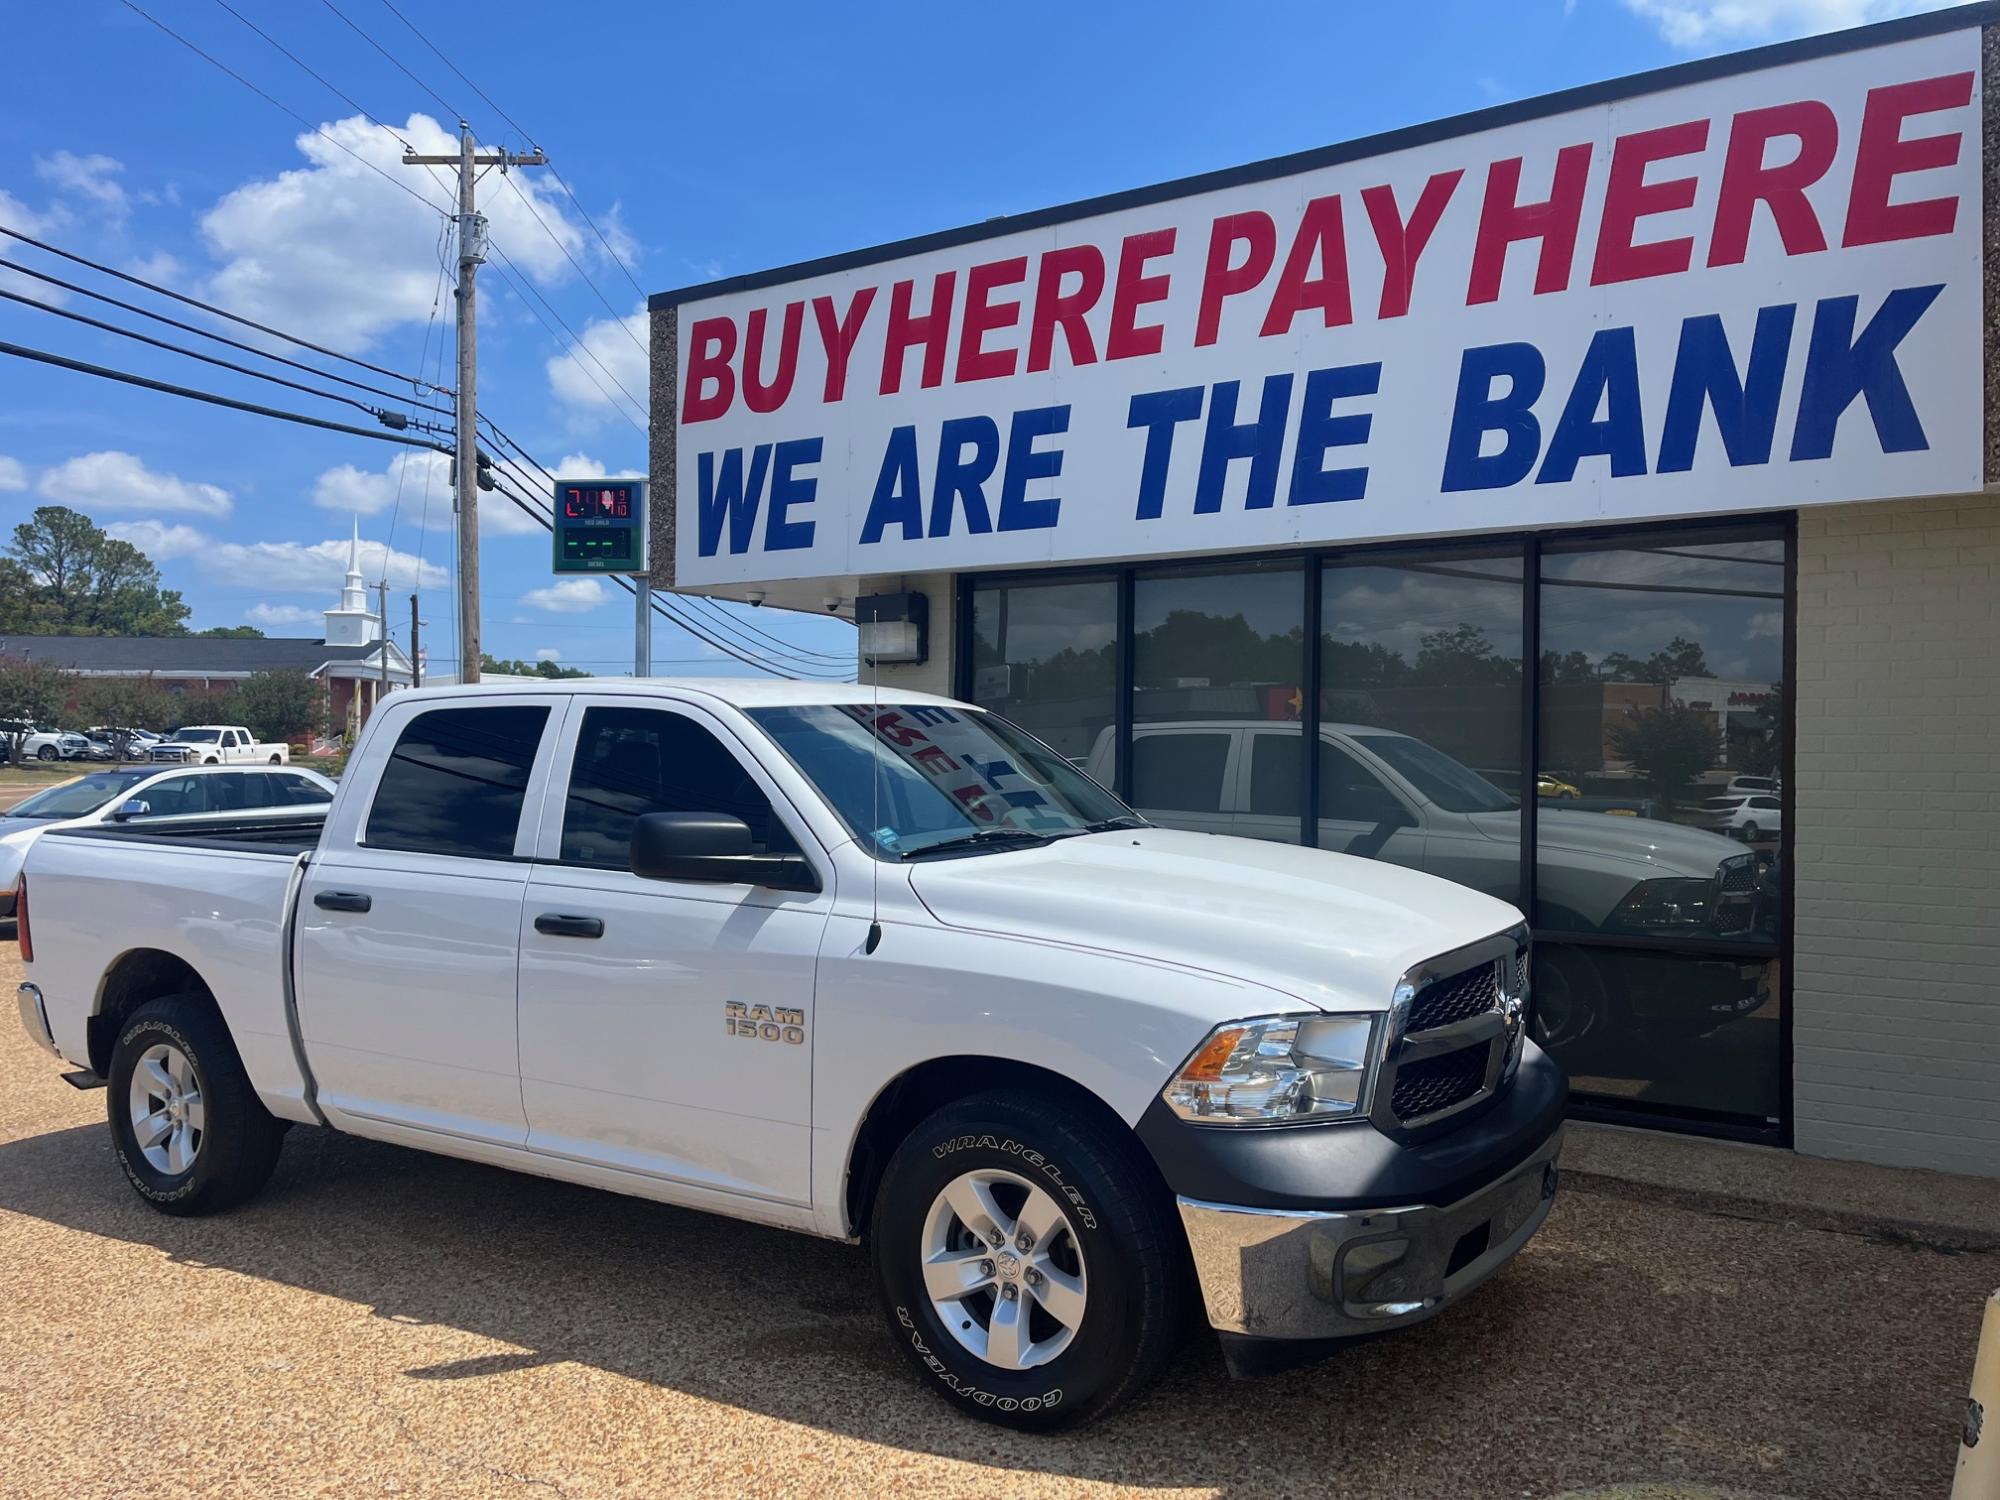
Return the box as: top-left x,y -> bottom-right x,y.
1372,926 -> 1530,1134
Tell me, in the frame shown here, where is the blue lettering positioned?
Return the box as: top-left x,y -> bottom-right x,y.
764,437 -> 819,552
1288,363 -> 1379,506
1790,285 -> 1940,461
1441,343 -> 1544,492
1127,386 -> 1202,520
931,415 -> 999,537
695,445 -> 772,557
1196,373 -> 1292,513
998,405 -> 1068,533
858,427 -> 922,545
1658,305 -> 1795,473
1537,327 -> 1645,485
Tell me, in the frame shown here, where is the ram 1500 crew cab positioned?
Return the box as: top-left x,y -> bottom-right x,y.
16,680 -> 1564,1430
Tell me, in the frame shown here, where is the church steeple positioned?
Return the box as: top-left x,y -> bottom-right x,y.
324,516 -> 381,646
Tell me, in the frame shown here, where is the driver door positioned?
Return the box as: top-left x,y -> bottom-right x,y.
516,697 -> 831,1207
1312,735 -> 1427,870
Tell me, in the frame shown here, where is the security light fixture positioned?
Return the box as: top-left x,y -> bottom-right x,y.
856,591 -> 928,666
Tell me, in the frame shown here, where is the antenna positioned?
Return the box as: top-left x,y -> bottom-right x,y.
865,603 -> 883,955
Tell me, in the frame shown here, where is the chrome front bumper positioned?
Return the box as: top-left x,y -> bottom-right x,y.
16,983 -> 58,1059
1176,1124 -> 1563,1341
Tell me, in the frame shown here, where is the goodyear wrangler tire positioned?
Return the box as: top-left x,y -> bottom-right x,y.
106,994 -> 287,1217
870,1091 -> 1183,1431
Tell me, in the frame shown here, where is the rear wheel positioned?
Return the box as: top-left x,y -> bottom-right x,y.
268,753 -> 282,764
107,994 -> 286,1215
1741,821 -> 1761,842
870,1091 -> 1182,1431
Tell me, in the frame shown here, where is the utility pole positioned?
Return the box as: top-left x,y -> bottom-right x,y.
634,578 -> 652,677
403,124 -> 546,686
410,595 -> 422,689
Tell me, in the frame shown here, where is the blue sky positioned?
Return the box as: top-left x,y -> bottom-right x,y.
0,0 -> 1957,676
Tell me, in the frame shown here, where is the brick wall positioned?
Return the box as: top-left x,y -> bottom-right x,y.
1792,491 -> 2000,1178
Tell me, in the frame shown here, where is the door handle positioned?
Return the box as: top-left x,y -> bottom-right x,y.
535,913 -> 605,939
313,890 -> 372,913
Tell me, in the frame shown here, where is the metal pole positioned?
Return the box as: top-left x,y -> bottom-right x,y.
409,594 -> 422,689
634,578 -> 652,678
453,122 -> 481,686
377,581 -> 391,706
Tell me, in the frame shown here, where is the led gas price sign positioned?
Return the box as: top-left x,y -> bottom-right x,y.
551,478 -> 650,574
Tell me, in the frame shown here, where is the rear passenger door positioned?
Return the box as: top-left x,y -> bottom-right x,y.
295,698 -> 559,1146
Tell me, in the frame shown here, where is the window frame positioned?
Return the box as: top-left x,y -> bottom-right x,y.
958,511 -> 1796,1146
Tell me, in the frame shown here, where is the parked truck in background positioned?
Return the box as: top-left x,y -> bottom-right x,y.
15,680 -> 1564,1430
147,725 -> 288,765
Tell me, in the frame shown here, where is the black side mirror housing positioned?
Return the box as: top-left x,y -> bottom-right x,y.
629,811 -> 819,893
111,799 -> 151,822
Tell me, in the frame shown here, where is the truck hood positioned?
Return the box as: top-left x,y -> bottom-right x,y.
1524,806 -> 1747,875
906,827 -> 1523,1012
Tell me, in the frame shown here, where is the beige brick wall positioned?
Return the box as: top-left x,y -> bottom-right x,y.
1793,491 -> 2000,1178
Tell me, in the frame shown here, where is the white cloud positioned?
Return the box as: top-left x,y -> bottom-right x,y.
35,150 -> 127,220
200,113 -> 589,351
0,189 -> 67,306
127,251 -> 183,285
534,647 -> 562,663
546,309 -> 648,418
1622,0 -> 1954,47
521,576 -> 609,614
105,519 -> 208,560
245,602 -> 322,629
0,456 -> 25,493
201,536 -> 446,593
38,451 -> 232,517
312,449 -> 450,516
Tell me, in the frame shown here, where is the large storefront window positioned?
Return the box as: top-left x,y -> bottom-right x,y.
1132,561 -> 1304,840
1318,551 -> 1524,902
964,517 -> 1792,1138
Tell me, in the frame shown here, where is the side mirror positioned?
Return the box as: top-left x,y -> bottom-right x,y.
111,799 -> 151,822
629,811 -> 819,893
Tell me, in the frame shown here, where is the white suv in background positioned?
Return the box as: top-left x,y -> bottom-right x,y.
1701,793 -> 1783,842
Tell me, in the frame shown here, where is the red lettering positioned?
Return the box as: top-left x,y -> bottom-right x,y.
1106,228 -> 1176,361
1466,143 -> 1592,305
1591,119 -> 1709,286
680,315 -> 736,424
956,256 -> 1028,382
741,301 -> 804,414
878,272 -> 958,396
812,287 -> 876,403
1195,212 -> 1276,346
1361,170 -> 1462,319
1027,245 -> 1104,372
1258,197 -> 1350,338
1708,100 -> 1837,267
1843,71 -> 1974,248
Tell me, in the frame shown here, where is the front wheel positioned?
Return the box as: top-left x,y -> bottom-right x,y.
870,1091 -> 1183,1431
36,745 -> 55,761
106,994 -> 287,1215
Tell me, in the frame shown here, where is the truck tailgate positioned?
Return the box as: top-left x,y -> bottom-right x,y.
23,831 -> 317,1122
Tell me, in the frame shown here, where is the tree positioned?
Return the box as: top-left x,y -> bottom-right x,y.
1412,622 -> 1519,686
0,658 -> 73,761
481,653 -> 589,679
222,671 -> 323,745
1608,703 -> 1721,810
1599,635 -> 1713,685
74,675 -> 178,752
197,625 -> 265,639
0,506 -> 191,636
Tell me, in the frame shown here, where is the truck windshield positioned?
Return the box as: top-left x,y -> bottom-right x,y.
5,769 -> 152,819
175,729 -> 222,742
1354,733 -> 1516,814
747,703 -> 1136,858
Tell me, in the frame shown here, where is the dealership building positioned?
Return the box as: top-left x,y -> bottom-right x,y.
648,9 -> 1999,1178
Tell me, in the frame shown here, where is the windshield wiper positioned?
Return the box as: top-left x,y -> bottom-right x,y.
898,828 -> 1056,859
1073,816 -> 1148,835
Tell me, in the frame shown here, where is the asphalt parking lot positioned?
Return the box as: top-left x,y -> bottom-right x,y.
0,937 -> 1986,1500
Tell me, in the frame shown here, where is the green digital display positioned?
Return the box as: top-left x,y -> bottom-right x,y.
551,478 -> 648,574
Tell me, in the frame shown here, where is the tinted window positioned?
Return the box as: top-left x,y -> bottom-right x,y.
209,774 -> 270,812
971,577 -> 1117,774
273,774 -> 333,807
366,705 -> 549,859
560,706 -> 795,867
1249,732 -> 1302,817
1130,732 -> 1229,814
135,775 -> 209,819
1320,741 -> 1407,824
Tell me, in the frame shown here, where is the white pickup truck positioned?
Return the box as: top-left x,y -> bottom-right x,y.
147,724 -> 289,765
14,680 -> 1564,1430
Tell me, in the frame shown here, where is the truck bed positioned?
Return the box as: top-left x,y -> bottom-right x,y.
51,810 -> 327,857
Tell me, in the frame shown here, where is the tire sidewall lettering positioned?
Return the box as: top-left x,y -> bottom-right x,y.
928,1133 -> 1098,1231
114,1017 -> 203,1203
893,1306 -> 1063,1412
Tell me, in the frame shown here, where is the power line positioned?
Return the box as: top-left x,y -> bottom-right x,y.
0,257 -> 452,417
0,285 -> 432,430
117,0 -> 446,218
210,0 -> 412,150
316,0 -> 459,120
485,251 -> 648,432
375,0 -> 537,143
0,340 -> 454,452
498,170 -> 648,356
0,224 -> 443,392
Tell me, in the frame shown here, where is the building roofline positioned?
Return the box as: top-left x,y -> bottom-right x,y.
648,3 -> 1998,310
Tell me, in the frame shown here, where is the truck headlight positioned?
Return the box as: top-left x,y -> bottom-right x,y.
1161,1014 -> 1378,1126
1607,876 -> 1712,932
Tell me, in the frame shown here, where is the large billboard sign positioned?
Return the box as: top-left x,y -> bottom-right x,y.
662,25 -> 1984,588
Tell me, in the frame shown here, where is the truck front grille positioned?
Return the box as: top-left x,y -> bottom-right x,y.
1404,962 -> 1500,1034
1390,1046 -> 1490,1124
